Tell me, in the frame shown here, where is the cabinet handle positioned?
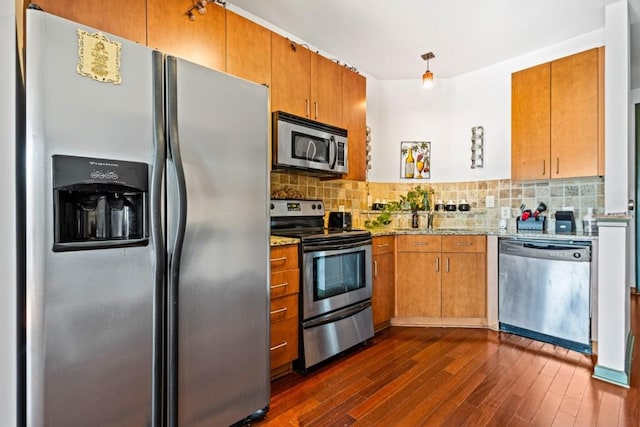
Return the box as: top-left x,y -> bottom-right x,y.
270,341 -> 288,351
314,101 -> 318,119
270,256 -> 287,266
412,242 -> 429,246
270,307 -> 288,315
376,243 -> 390,248
435,256 -> 440,272
455,242 -> 473,246
556,157 -> 560,175
305,99 -> 310,117
270,282 -> 289,290
542,159 -> 545,176
373,259 -> 378,278
446,257 -> 450,273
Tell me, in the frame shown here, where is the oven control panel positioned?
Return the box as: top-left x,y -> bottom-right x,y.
270,199 -> 325,217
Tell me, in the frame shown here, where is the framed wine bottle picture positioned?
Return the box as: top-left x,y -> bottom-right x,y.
400,141 -> 431,179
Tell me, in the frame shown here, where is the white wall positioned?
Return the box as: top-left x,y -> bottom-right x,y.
0,0 -> 17,423
367,30 -> 605,183
605,0 -> 631,214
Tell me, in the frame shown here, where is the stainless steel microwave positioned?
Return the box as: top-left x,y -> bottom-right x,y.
272,111 -> 348,177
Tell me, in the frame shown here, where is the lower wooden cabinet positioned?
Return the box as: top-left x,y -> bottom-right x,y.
396,235 -> 487,324
269,244 -> 299,378
371,236 -> 395,331
269,317 -> 298,369
441,235 -> 487,318
396,235 -> 442,317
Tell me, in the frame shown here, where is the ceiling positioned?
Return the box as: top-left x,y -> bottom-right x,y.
229,0 -> 640,88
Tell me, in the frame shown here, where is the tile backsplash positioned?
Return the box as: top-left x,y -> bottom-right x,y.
270,172 -> 604,232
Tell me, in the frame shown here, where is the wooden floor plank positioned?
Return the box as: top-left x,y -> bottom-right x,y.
255,294 -> 640,427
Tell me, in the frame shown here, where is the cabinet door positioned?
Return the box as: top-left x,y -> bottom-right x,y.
342,68 -> 367,181
271,32 -> 310,117
441,253 -> 486,318
33,0 -> 146,44
310,53 -> 342,126
148,0 -> 226,72
511,62 -> 551,181
396,252 -> 441,317
372,252 -> 394,331
551,48 -> 599,178
226,10 -> 271,86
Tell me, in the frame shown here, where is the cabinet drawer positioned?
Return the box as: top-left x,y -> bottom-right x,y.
270,245 -> 298,272
397,235 -> 441,253
270,294 -> 298,323
270,269 -> 299,298
372,236 -> 395,255
442,235 -> 486,253
270,317 -> 298,369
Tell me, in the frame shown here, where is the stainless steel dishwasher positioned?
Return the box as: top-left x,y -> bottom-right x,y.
498,238 -> 592,353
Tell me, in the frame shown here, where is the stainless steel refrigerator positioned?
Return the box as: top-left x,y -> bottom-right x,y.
24,9 -> 270,426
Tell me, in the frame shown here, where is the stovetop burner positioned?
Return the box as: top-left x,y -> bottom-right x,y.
270,199 -> 371,242
271,227 -> 371,241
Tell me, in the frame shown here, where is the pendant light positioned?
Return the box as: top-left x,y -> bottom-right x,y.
421,52 -> 435,88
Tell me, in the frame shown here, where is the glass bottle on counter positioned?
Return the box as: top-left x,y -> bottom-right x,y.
582,207 -> 598,235
411,210 -> 419,228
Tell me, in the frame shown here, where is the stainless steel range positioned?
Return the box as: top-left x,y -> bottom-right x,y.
270,199 -> 374,370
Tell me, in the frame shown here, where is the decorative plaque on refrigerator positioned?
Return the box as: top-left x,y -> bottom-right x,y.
76,29 -> 122,84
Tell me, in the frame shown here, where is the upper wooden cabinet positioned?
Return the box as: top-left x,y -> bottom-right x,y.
225,10 -> 271,86
310,53 -> 343,126
511,47 -> 604,181
32,0 -> 146,44
271,32 -> 344,128
147,0 -> 226,72
271,32 -> 311,118
511,63 -> 551,180
551,48 -> 603,178
342,68 -> 367,181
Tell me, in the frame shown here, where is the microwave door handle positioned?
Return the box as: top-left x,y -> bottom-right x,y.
306,140 -> 317,162
329,136 -> 338,169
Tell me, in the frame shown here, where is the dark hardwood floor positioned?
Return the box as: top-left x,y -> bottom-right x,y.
255,294 -> 640,426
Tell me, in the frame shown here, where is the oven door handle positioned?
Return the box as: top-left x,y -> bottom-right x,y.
303,240 -> 372,252
303,301 -> 372,329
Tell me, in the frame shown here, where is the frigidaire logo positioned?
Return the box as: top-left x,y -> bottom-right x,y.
91,170 -> 119,180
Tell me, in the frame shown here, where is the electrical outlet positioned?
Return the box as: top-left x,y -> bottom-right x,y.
501,207 -> 511,219
486,195 -> 495,208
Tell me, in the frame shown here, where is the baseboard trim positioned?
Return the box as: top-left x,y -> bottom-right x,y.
593,332 -> 635,388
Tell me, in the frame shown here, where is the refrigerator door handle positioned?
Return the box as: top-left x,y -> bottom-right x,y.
150,50 -> 166,427
165,55 -> 189,427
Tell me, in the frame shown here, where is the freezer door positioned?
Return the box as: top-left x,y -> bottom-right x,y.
165,56 -> 270,426
25,11 -> 159,426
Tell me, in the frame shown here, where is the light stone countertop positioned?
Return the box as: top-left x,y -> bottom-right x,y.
368,227 -> 599,241
270,236 -> 299,247
270,228 -> 598,246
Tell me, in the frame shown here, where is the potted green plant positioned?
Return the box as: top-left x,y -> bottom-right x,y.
364,185 -> 434,229
400,185 -> 434,212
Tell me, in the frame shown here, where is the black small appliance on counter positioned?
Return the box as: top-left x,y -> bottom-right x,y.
555,211 -> 576,234
328,211 -> 352,231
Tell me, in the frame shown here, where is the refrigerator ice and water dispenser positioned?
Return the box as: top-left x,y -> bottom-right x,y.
52,155 -> 149,251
